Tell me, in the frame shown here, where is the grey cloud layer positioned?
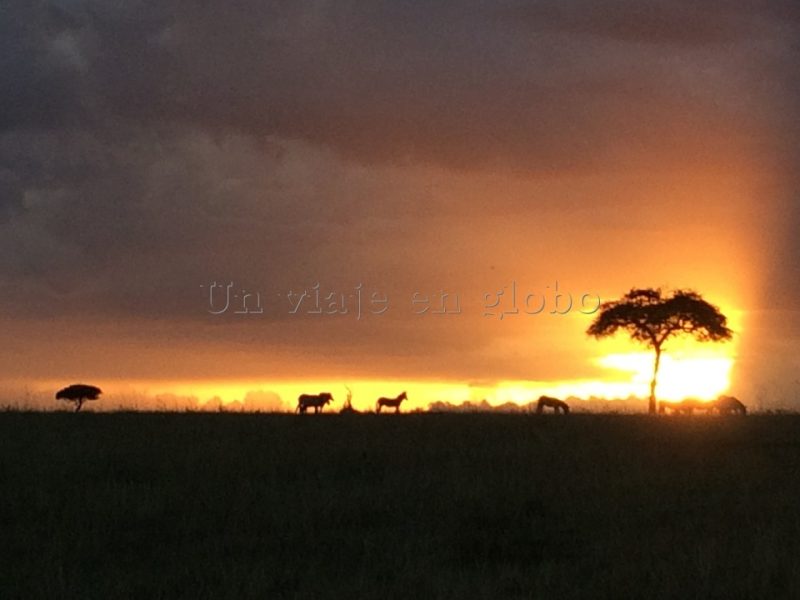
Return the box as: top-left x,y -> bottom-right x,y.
3,1 -> 796,166
2,1 -> 796,293
1,0 -> 798,384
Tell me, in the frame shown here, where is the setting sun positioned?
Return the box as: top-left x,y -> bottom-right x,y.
597,352 -> 734,401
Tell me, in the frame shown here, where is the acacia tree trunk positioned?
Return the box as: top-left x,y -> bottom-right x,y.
75,398 -> 84,413
649,345 -> 662,415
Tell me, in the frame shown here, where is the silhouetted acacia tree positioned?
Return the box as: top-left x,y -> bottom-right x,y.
587,288 -> 732,414
56,384 -> 102,412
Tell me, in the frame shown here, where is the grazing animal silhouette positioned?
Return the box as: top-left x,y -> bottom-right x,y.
658,398 -> 708,415
536,395 -> 570,414
296,392 -> 334,414
376,391 -> 408,413
710,395 -> 747,415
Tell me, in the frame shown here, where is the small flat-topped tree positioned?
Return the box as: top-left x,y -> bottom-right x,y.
56,384 -> 103,412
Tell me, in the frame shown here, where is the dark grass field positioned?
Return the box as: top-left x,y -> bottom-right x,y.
2,412 -> 800,599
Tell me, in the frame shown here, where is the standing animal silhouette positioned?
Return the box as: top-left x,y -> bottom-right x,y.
376,391 -> 408,413
536,395 -> 570,414
296,392 -> 334,414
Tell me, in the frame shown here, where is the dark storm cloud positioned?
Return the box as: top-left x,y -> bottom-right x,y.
0,2 -> 91,131
497,0 -> 800,46
0,127 -> 365,316
82,0 -> 787,170
3,0 -> 795,168
1,0 -> 795,272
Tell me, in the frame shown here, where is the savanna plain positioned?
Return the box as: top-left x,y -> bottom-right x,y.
2,412 -> 799,599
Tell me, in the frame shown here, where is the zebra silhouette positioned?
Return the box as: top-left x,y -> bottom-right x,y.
376,391 -> 408,413
296,392 -> 334,414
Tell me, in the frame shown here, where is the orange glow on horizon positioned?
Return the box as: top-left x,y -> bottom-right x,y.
17,303 -> 744,411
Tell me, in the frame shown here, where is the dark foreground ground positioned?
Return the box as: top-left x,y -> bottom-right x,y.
1,413 -> 800,599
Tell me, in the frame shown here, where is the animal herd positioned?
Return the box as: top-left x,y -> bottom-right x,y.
296,391 -> 748,415
296,391 -> 409,414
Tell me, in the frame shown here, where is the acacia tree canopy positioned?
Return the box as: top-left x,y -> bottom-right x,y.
55,384 -> 103,412
587,288 -> 733,414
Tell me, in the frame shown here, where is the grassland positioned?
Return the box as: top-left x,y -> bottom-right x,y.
2,412 -> 800,599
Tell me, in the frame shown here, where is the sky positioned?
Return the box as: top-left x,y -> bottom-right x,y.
1,1 -> 798,411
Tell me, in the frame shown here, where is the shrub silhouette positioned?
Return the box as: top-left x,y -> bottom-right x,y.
55,384 -> 102,412
340,385 -> 359,414
658,398 -> 706,415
